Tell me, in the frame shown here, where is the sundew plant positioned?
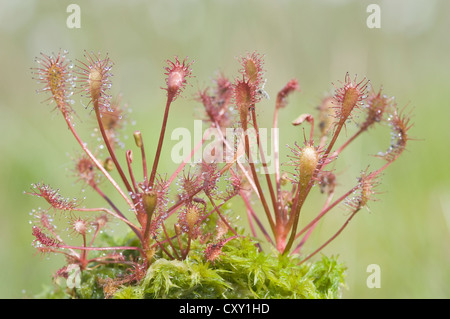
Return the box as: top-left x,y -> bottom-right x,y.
28,50 -> 412,299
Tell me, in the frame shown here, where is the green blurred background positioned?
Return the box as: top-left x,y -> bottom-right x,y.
1,0 -> 449,299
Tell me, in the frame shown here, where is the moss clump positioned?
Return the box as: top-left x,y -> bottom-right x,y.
37,235 -> 346,299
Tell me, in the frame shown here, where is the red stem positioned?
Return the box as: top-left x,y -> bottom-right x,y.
125,150 -> 139,194
292,190 -> 334,254
243,119 -> 276,235
149,96 -> 173,188
283,118 -> 348,255
297,185 -> 358,240
206,193 -> 238,236
240,190 -> 274,246
90,184 -> 143,242
93,101 -> 133,194
251,108 -> 278,216
333,126 -> 365,157
61,111 -> 136,213
167,126 -> 212,186
60,244 -> 145,258
272,107 -> 283,223
162,223 -> 181,260
298,210 -> 358,265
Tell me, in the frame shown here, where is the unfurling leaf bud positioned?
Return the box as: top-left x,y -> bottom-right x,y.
277,79 -> 300,109
133,131 -> 143,148
292,113 -> 313,126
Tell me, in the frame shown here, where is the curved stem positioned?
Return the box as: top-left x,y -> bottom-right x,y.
60,244 -> 146,259
298,210 -> 358,265
292,190 -> 334,254
333,126 -> 365,157
167,125 -> 211,186
61,112 -> 137,215
206,193 -> 238,236
294,185 -> 358,242
91,183 -> 143,242
240,189 -> 274,246
214,120 -> 258,195
74,207 -> 140,234
162,223 -> 180,260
